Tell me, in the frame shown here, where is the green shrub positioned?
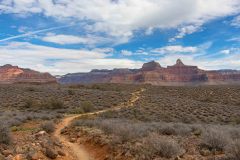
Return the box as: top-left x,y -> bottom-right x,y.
69,108 -> 84,114
23,99 -> 37,108
81,101 -> 94,113
43,98 -> 64,109
68,89 -> 75,95
26,87 -> 36,92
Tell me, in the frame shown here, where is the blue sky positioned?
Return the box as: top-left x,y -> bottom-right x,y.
1,0 -> 240,75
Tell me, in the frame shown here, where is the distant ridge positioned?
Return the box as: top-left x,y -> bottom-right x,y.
0,64 -> 56,84
58,59 -> 240,85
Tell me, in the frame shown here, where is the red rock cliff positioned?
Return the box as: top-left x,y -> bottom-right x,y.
0,64 -> 57,84
58,59 -> 240,85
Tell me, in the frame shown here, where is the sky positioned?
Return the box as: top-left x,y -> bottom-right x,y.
1,0 -> 240,75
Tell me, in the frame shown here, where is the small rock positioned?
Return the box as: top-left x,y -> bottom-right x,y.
5,155 -> 13,160
26,151 -> 38,160
15,146 -> 25,154
200,149 -> 211,156
45,148 -> 58,159
70,138 -> 77,143
35,131 -> 47,139
2,150 -> 12,157
175,156 -> 181,160
13,154 -> 25,160
57,150 -> 66,156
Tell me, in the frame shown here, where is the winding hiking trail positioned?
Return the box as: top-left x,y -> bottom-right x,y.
54,88 -> 145,160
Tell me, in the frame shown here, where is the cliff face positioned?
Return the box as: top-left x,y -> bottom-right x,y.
58,59 -> 240,85
0,64 -> 57,84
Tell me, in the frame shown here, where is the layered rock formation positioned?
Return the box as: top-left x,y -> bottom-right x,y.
0,64 -> 57,84
58,59 -> 240,85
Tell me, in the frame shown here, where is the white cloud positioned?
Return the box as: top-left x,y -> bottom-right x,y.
0,42 -> 142,75
231,15 -> 240,27
18,26 -> 29,33
42,33 -> 92,45
41,33 -> 118,46
154,45 -> 240,70
155,51 -> 240,70
121,50 -> 133,56
228,37 -> 240,41
151,45 -> 198,54
169,25 -> 201,42
1,41 -> 240,75
220,49 -> 230,54
220,48 -> 240,55
1,0 -> 240,42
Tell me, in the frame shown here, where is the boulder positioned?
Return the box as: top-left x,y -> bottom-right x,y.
45,148 -> 58,159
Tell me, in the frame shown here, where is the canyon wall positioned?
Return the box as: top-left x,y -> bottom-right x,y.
58,59 -> 240,85
0,64 -> 57,84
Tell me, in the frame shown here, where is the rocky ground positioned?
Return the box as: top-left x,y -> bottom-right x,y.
0,120 -> 73,160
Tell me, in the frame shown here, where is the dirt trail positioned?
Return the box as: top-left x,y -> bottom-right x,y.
54,88 -> 145,160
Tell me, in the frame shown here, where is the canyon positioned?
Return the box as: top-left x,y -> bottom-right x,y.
1,60 -> 240,85
59,59 -> 240,85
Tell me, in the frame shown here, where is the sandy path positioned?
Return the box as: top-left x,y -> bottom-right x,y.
54,88 -> 145,160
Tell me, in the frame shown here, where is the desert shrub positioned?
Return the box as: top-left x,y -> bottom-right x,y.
202,128 -> 230,151
81,101 -> 94,113
68,89 -> 75,95
23,99 -> 37,108
172,123 -> 192,136
26,87 -> 37,92
143,133 -> 183,158
41,121 -> 55,133
43,99 -> 64,110
226,139 -> 240,160
230,116 -> 240,125
68,84 -> 85,89
191,125 -> 204,136
111,123 -> 150,143
156,123 -> 192,136
158,124 -> 176,135
0,124 -> 11,144
69,108 -> 84,114
73,119 -> 150,143
228,128 -> 240,140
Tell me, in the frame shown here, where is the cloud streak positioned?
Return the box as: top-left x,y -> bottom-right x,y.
0,24 -> 74,42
